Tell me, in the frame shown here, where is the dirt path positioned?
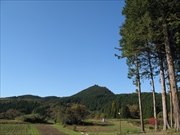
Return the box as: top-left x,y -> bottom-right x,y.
35,124 -> 68,135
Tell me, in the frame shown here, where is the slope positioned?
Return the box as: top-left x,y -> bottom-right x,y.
60,85 -> 115,111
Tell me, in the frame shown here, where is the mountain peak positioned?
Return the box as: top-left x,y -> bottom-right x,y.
71,84 -> 114,97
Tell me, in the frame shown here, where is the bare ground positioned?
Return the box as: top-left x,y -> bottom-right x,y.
35,124 -> 68,135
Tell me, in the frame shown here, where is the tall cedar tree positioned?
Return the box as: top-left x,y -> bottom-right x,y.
119,0 -> 180,131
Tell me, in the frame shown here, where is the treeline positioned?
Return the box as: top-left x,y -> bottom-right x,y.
103,93 -> 171,119
116,0 -> 180,131
1,85 -> 177,124
0,99 -> 89,125
1,85 -> 180,126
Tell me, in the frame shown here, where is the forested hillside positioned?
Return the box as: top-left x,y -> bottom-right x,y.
60,85 -> 115,110
0,84 -> 176,123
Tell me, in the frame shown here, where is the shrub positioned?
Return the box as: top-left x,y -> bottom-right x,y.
61,104 -> 89,125
62,123 -> 66,128
157,111 -> 163,118
148,118 -> 159,125
124,129 -> 141,134
0,112 -> 5,119
4,109 -> 23,119
144,119 -> 149,124
130,120 -> 141,126
73,125 -> 77,131
16,114 -> 45,123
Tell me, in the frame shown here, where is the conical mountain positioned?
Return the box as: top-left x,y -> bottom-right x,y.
61,85 -> 115,111
71,84 -> 115,98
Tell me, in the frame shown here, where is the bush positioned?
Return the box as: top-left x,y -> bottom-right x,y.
143,119 -> 148,124
3,109 -> 23,120
61,104 -> 89,125
157,111 -> 163,118
124,129 -> 141,134
73,125 -> 77,131
0,112 -> 5,119
148,118 -> 159,125
130,120 -> 141,126
16,114 -> 45,123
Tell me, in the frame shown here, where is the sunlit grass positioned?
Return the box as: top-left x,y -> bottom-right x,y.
53,119 -> 142,135
53,124 -> 119,135
27,124 -> 41,135
53,124 -> 80,135
0,123 -> 40,135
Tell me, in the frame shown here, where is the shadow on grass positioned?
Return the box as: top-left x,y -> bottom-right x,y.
82,121 -> 115,127
51,121 -> 115,127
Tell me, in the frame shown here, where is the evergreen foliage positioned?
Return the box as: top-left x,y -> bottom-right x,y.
116,0 -> 180,131
121,105 -> 131,118
1,85 -> 180,124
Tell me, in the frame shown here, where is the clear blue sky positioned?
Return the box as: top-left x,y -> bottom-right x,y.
1,0 -> 162,98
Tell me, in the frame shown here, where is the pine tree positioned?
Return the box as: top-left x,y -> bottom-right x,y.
118,0 -> 180,131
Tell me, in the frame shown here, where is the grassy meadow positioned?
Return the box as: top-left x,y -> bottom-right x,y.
0,123 -> 40,135
0,119 -> 179,135
53,119 -> 142,135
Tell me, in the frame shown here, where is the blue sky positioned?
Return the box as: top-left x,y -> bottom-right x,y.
1,0 -> 162,97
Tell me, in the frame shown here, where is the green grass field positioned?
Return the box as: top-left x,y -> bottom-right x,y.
0,119 -> 179,135
0,124 -> 40,135
52,119 -> 142,135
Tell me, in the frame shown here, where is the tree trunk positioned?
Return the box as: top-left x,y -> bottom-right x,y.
159,51 -> 170,130
163,18 -> 180,130
168,90 -> 173,128
136,56 -> 145,133
169,90 -> 173,128
151,82 -> 158,130
147,52 -> 158,131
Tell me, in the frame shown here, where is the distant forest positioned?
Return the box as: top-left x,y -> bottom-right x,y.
0,85 -> 177,124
